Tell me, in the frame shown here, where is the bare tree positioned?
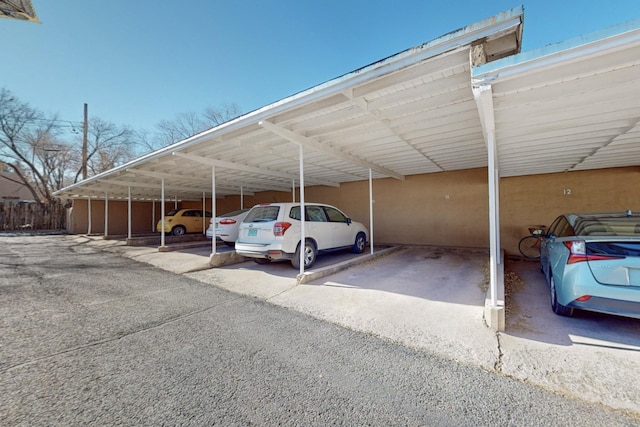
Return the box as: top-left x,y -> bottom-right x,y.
0,88 -> 139,228
140,103 -> 243,151
0,88 -> 62,206
203,102 -> 241,127
73,117 -> 135,183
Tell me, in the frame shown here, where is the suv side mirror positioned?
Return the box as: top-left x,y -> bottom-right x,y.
346,217 -> 352,225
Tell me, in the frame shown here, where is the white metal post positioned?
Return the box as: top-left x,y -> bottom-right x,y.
127,186 -> 132,240
152,201 -> 155,232
104,192 -> 108,237
87,196 -> 92,235
211,166 -> 216,256
473,82 -> 501,310
369,168 -> 374,255
211,165 -> 217,257
299,145 -> 305,276
240,186 -> 244,209
161,179 -> 166,247
202,192 -> 206,234
292,179 -> 295,203
488,130 -> 499,307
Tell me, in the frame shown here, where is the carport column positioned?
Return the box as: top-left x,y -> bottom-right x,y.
87,196 -> 92,234
152,201 -> 155,232
473,81 -> 504,331
299,144 -> 305,276
160,179 -> 166,247
369,168 -> 374,254
202,192 -> 206,234
240,186 -> 244,209
211,166 -> 216,256
127,186 -> 132,240
487,131 -> 500,306
104,192 -> 108,237
292,179 -> 295,203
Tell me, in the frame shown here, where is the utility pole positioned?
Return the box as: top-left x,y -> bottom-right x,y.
82,103 -> 88,180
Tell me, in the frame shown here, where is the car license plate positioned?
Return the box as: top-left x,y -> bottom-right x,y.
248,229 -> 258,237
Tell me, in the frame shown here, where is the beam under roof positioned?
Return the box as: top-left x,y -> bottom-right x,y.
258,120 -> 405,181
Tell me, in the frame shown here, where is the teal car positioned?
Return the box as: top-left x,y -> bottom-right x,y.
540,211 -> 640,318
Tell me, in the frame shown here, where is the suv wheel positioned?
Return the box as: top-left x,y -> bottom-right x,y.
352,232 -> 366,254
292,240 -> 317,269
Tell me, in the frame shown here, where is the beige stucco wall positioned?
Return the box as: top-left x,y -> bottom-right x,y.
66,166 -> 639,256
500,167 -> 639,255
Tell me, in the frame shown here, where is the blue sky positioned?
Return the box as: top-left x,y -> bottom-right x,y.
1,1 -> 638,134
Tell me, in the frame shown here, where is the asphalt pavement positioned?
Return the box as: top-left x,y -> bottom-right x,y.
5,236 -> 640,425
7,234 -> 640,425
77,234 -> 640,417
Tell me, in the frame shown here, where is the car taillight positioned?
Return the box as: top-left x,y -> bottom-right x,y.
220,219 -> 237,225
273,222 -> 292,236
565,240 -> 625,264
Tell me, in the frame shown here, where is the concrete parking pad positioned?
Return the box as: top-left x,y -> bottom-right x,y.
501,259 -> 640,415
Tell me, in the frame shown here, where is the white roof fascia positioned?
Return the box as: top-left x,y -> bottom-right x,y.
472,17 -> 640,85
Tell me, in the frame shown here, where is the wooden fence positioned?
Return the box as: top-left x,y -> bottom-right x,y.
0,200 -> 66,231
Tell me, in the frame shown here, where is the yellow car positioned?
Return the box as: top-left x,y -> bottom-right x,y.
156,209 -> 212,236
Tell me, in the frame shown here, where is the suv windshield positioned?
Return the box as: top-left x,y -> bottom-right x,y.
244,206 -> 280,223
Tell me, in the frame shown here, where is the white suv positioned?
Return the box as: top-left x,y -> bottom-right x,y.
235,202 -> 368,269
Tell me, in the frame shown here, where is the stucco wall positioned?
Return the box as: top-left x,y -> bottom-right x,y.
66,166 -> 638,256
500,167 -> 639,255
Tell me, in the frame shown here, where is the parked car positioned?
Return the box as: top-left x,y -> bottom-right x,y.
539,210 -> 640,319
156,209 -> 212,236
235,202 -> 368,269
206,208 -> 250,246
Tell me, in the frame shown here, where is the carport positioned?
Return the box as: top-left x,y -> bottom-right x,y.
54,7 -> 640,331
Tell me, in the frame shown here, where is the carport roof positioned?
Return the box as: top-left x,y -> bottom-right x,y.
472,17 -> 640,177
53,7 -> 640,202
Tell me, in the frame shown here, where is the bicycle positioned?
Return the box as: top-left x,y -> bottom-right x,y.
518,225 -> 546,259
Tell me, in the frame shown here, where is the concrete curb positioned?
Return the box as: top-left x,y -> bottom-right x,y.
296,246 -> 403,285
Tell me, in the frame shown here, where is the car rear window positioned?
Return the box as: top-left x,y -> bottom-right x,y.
576,217 -> 640,236
221,209 -> 248,217
244,206 -> 280,223
587,242 -> 640,257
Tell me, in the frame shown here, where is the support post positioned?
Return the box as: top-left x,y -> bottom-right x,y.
127,186 -> 132,240
104,192 -> 108,237
298,145 -> 305,276
87,196 -> 92,235
211,166 -> 217,256
369,168 -> 374,255
161,179 -> 166,247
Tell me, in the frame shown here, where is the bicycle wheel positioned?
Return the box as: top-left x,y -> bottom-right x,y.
519,235 -> 541,259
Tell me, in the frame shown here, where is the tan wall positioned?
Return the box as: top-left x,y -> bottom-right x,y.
69,200 -> 176,235
500,167 -> 640,255
66,166 -> 639,255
